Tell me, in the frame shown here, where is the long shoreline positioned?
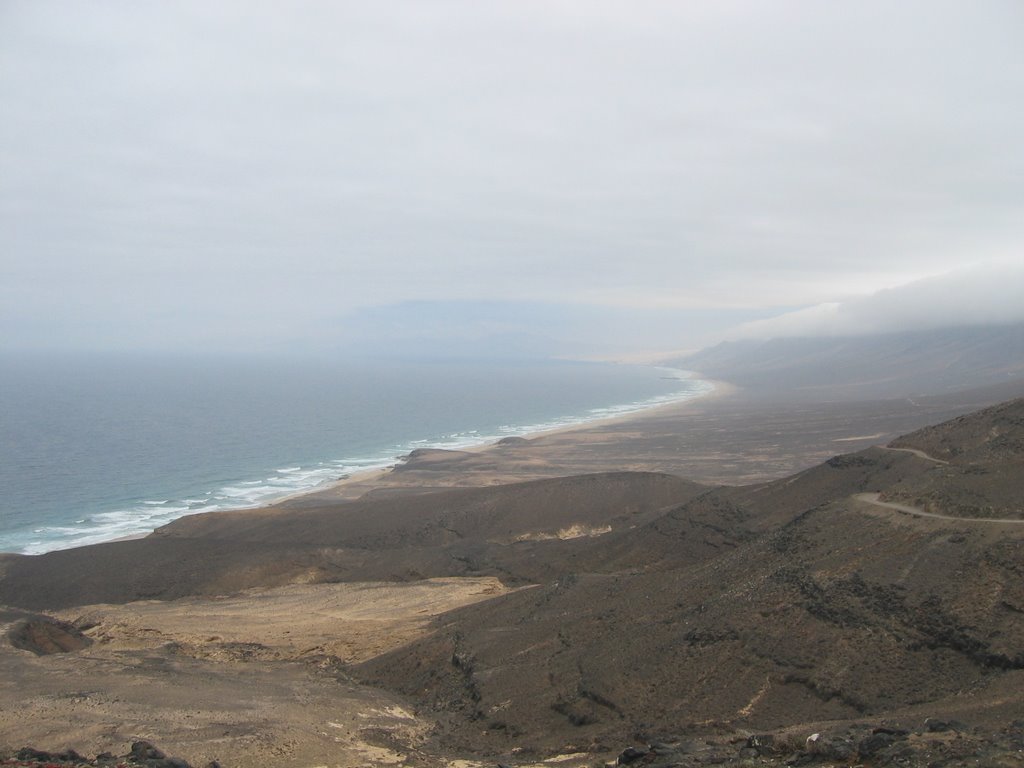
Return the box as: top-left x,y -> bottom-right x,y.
4,369 -> 724,556
270,374 -> 731,505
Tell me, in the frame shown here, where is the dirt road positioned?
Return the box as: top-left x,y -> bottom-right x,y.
853,492 -> 1024,524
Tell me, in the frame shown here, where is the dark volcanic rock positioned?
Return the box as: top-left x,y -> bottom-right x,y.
809,735 -> 854,761
130,740 -> 166,761
4,743 -> 192,767
616,745 -> 649,764
857,731 -> 897,756
16,747 -> 86,763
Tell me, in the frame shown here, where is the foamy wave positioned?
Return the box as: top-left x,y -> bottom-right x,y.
7,370 -> 711,555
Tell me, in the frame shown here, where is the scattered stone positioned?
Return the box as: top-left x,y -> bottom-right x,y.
4,743 -> 194,767
746,733 -> 775,753
816,737 -> 854,761
16,748 -> 56,762
857,731 -> 896,756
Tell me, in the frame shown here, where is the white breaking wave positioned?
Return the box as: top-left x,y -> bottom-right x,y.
10,370 -> 712,555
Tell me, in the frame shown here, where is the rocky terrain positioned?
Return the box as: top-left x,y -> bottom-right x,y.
2,740 -> 199,768
1,394 -> 1023,767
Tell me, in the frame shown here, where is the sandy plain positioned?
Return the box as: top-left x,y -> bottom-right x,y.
1,579 -> 519,768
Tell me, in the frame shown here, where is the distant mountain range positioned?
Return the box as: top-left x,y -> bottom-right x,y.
675,322 -> 1024,401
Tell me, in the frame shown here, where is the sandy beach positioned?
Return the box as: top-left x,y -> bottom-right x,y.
294,375 -> 1000,504
2,377 -> 1023,766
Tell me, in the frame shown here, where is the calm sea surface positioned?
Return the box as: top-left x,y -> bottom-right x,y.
0,353 -> 709,554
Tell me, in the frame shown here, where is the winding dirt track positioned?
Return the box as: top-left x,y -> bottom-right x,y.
880,445 -> 949,464
853,492 -> 1024,525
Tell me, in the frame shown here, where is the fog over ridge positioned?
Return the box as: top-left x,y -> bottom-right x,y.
730,263 -> 1024,341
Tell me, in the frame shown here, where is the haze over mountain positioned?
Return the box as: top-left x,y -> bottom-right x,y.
728,263 -> 1024,342
678,322 -> 1024,401
3,2 -> 1023,356
284,264 -> 1024,361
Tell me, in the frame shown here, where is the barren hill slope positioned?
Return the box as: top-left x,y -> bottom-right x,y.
882,397 -> 1024,519
357,400 -> 1024,756
891,396 -> 1024,462
2,399 -> 1023,766
0,472 -> 703,610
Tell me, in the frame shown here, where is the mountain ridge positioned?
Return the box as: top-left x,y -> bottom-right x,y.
675,323 -> 1024,401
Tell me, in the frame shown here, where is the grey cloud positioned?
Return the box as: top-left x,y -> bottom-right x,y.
1,1 -> 1023,352
731,262 -> 1024,339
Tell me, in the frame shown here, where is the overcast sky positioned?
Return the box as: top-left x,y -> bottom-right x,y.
2,1 -> 1022,355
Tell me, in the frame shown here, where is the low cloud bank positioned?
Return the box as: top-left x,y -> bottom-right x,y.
730,263 -> 1024,340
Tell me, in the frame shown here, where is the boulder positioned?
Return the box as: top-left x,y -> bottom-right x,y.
130,740 -> 166,761
617,745 -> 649,764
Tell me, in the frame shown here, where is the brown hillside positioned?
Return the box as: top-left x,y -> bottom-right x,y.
884,397 -> 1024,519
356,402 -> 1024,755
0,472 -> 703,611
2,396 -> 1023,766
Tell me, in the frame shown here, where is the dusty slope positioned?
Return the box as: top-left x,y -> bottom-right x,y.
2,394 -> 1024,767
0,472 -> 702,611
882,397 -> 1024,519
0,578 -> 516,768
357,403 -> 1024,756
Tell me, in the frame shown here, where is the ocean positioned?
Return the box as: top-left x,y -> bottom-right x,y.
0,353 -> 710,555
